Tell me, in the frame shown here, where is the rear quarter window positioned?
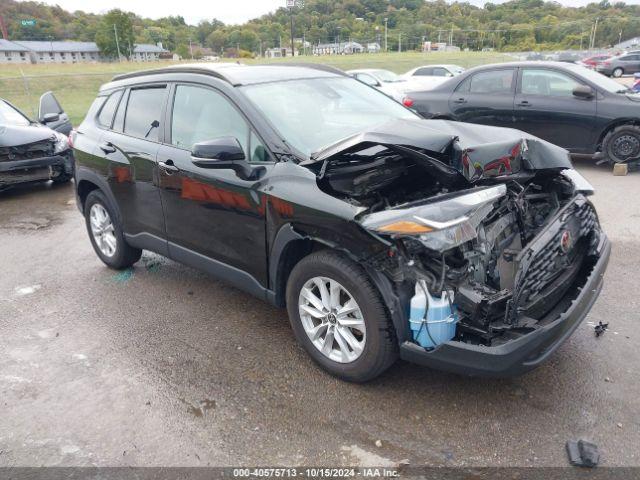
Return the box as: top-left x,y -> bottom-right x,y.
97,90 -> 123,128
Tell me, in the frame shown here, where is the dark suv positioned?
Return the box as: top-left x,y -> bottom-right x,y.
73,64 -> 610,382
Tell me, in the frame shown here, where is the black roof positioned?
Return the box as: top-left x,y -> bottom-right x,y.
111,63 -> 346,87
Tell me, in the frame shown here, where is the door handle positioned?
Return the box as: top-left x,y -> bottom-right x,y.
159,159 -> 179,173
516,101 -> 532,107
99,142 -> 116,154
453,97 -> 467,104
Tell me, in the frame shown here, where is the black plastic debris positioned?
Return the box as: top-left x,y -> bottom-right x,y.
595,321 -> 609,337
566,440 -> 600,468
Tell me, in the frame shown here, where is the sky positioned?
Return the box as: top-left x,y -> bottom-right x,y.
19,0 -> 640,26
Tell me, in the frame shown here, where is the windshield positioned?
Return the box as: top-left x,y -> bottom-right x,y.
241,77 -> 417,157
565,64 -> 631,93
373,70 -> 402,82
0,100 -> 30,126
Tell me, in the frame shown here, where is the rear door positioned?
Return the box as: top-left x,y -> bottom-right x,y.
38,91 -> 72,135
97,84 -> 168,241
513,67 -> 596,151
448,68 -> 516,127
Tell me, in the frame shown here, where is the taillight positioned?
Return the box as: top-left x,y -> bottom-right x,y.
403,96 -> 414,108
603,61 -> 611,66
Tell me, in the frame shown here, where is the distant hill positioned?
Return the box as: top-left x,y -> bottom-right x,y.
1,0 -> 640,54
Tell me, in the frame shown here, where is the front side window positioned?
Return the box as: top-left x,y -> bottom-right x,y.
521,69 -> 581,97
432,68 -> 449,77
97,90 -> 123,128
171,85 -> 269,163
123,86 -> 166,141
469,69 -> 514,94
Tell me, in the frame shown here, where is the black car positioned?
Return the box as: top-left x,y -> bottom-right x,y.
407,61 -> 640,164
72,64 -> 609,381
0,92 -> 74,190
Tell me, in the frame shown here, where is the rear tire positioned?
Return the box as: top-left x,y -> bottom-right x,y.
601,124 -> 640,164
612,67 -> 624,78
286,250 -> 398,382
84,190 -> 142,270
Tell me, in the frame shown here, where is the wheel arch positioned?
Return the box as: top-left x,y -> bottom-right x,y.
269,224 -> 408,342
596,118 -> 640,151
75,168 -> 121,221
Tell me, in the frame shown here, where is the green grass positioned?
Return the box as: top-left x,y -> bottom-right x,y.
0,51 -> 510,126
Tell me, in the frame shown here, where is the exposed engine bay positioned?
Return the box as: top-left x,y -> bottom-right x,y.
310,139 -> 601,349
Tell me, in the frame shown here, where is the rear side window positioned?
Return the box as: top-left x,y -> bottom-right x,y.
432,68 -> 449,77
469,69 -> 514,94
97,90 -> 123,128
415,68 -> 432,76
124,86 -> 166,141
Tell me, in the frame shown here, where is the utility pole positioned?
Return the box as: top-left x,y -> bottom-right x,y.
398,33 -> 401,53
189,39 -> 193,59
289,7 -> 295,57
113,23 -> 122,62
384,17 -> 388,52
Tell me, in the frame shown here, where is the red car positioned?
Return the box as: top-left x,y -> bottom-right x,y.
579,54 -> 612,69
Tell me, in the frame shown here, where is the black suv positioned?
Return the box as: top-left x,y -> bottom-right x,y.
73,64 -> 610,381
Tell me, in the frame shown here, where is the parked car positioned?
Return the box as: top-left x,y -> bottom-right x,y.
72,64 -> 609,381
403,64 -> 465,90
596,53 -> 640,77
577,54 -> 611,70
346,68 -> 412,103
0,92 -> 73,191
407,61 -> 640,164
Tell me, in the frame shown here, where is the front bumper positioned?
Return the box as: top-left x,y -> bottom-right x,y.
0,151 -> 74,186
400,233 -> 611,377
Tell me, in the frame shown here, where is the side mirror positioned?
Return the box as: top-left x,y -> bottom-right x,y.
42,112 -> 60,124
573,85 -> 594,99
191,136 -> 264,181
192,137 -> 246,163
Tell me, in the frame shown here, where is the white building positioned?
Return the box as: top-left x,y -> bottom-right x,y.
312,41 -> 364,55
0,39 -> 30,64
265,47 -> 297,58
131,43 -> 168,62
13,41 -> 101,63
0,40 -> 168,64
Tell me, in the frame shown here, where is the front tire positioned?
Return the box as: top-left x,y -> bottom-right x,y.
612,67 -> 624,78
601,124 -> 640,164
286,250 -> 397,382
84,190 -> 141,269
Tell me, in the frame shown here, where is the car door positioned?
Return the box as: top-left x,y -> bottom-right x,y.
38,91 -> 72,135
624,54 -> 640,73
513,67 -> 597,151
156,83 -> 274,288
96,85 -> 168,241
448,68 -> 516,127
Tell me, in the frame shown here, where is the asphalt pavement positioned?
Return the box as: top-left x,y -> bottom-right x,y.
0,159 -> 639,467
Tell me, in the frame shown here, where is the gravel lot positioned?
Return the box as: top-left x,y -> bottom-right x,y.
0,159 -> 639,467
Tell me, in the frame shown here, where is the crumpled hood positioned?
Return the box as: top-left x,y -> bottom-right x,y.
307,118 -> 572,183
0,123 -> 56,148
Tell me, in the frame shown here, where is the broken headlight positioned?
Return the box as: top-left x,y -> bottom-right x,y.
53,132 -> 70,154
361,185 -> 507,252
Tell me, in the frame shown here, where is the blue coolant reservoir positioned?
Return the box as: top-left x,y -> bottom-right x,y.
409,280 -> 458,349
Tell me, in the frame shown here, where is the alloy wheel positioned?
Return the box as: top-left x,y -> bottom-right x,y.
89,203 -> 117,258
298,276 -> 366,363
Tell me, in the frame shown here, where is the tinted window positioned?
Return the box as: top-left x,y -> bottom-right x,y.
415,68 -> 432,76
455,76 -> 471,92
171,85 -> 268,163
112,90 -> 128,132
469,69 -> 514,94
40,93 -> 63,115
432,68 -> 449,77
97,91 -> 123,128
521,69 -> 581,97
124,87 -> 166,141
623,55 -> 640,61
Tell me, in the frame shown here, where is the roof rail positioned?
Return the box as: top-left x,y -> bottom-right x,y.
111,66 -> 233,84
262,62 -> 347,76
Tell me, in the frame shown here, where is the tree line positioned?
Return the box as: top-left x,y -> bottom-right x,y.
2,0 -> 640,57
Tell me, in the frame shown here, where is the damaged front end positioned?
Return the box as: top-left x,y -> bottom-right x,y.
307,120 -> 610,376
